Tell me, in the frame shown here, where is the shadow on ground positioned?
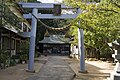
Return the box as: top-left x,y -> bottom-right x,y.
64,58 -> 114,80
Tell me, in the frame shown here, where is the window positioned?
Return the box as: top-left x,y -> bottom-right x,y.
2,36 -> 15,50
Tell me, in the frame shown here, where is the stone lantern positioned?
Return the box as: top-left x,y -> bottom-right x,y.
110,38 -> 120,80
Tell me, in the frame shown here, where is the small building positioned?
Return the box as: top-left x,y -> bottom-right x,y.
0,0 -> 32,68
0,0 -> 30,55
37,35 -> 71,56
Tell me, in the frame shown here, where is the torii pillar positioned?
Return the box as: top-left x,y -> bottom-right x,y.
77,9 -> 87,73
27,8 -> 38,72
78,28 -> 87,73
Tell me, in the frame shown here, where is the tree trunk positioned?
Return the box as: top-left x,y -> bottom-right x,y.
95,48 -> 100,60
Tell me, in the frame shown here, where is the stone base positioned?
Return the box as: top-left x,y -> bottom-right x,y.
78,70 -> 88,73
26,69 -> 35,73
110,72 -> 120,80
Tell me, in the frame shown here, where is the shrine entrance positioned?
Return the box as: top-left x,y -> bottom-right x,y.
19,2 -> 86,73
37,43 -> 71,56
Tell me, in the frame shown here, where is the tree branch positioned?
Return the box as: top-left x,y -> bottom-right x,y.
98,9 -> 119,13
112,2 -> 120,8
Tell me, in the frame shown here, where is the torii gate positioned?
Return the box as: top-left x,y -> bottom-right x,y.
19,2 -> 86,73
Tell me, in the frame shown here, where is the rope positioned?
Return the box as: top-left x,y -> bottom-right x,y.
31,13 -> 72,31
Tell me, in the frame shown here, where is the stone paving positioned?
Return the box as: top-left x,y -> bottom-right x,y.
0,55 -> 48,80
25,56 -> 75,80
0,55 -> 115,80
64,58 -> 114,80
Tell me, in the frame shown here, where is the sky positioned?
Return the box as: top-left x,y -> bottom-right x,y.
37,0 -> 63,3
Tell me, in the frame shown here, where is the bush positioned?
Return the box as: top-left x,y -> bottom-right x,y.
10,59 -> 16,66
0,51 -> 10,69
19,54 -> 28,63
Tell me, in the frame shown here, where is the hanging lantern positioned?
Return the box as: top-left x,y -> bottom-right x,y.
53,4 -> 61,16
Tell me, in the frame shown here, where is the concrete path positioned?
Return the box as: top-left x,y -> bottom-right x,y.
25,56 -> 75,80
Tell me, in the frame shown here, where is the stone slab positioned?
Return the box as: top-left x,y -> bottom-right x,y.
25,56 -> 75,80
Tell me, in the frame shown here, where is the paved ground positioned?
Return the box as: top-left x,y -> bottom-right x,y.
0,55 -> 115,80
0,56 -> 48,80
25,56 -> 75,80
64,58 -> 114,80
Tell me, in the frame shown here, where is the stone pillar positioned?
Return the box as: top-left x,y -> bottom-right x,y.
78,28 -> 87,73
28,8 -> 38,72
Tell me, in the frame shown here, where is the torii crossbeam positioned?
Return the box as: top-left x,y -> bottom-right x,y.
19,2 -> 86,73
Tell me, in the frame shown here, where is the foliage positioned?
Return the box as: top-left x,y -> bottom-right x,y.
0,1 -> 26,31
0,50 -> 10,68
28,0 -> 37,2
0,51 -> 9,63
19,54 -> 28,61
64,0 -> 120,58
36,19 -> 71,42
20,41 -> 29,54
18,41 -> 29,63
